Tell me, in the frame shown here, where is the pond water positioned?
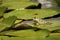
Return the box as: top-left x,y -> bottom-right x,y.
38,0 -> 57,8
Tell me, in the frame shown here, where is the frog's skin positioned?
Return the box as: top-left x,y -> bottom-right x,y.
13,16 -> 52,30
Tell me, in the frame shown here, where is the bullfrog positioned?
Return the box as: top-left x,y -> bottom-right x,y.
12,16 -> 52,30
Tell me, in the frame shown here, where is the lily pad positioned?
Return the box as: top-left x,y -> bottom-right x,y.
0,16 -> 17,32
0,6 -> 7,17
1,29 -> 50,38
4,9 -> 58,19
3,0 -> 37,9
0,29 -> 60,40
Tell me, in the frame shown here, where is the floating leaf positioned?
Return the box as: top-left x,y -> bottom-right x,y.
0,16 -> 17,32
4,9 -> 58,19
0,6 -> 7,17
0,29 -> 60,40
3,0 -> 37,9
2,29 -> 50,38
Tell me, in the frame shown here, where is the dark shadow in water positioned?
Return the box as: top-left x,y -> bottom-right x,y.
51,29 -> 60,33
25,3 -> 42,9
0,34 -> 18,37
42,14 -> 60,19
4,8 -> 14,13
0,16 -> 3,19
